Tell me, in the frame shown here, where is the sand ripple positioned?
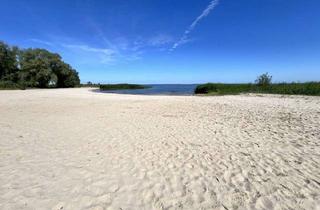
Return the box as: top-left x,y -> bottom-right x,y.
0,88 -> 319,209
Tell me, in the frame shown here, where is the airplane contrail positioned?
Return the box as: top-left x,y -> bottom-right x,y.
170,0 -> 220,51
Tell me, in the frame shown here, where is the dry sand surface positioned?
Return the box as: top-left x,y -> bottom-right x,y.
0,88 -> 320,210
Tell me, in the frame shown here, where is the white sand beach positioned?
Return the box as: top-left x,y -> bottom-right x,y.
0,88 -> 319,210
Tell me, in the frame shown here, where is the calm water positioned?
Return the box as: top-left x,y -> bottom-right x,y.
99,84 -> 198,95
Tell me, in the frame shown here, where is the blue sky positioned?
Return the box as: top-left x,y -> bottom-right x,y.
1,0 -> 320,84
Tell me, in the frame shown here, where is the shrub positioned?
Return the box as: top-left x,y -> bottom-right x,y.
195,83 -> 253,95
0,80 -> 23,90
255,72 -> 272,86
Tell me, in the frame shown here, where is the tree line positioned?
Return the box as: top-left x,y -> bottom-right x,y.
0,40 -> 80,89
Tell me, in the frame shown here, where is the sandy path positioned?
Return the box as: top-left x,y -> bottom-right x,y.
0,88 -> 319,210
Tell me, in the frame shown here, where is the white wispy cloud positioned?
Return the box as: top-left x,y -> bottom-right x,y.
30,38 -> 54,46
29,33 -> 174,64
62,44 -> 116,64
170,0 -> 220,51
86,18 -> 121,54
84,19 -> 145,62
62,44 -> 114,54
148,34 -> 174,46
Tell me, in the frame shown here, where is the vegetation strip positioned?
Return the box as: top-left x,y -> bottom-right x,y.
195,73 -> 320,96
195,82 -> 320,96
99,84 -> 149,90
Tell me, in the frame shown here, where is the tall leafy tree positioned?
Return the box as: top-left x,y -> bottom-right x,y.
19,48 -> 80,88
0,41 -> 18,80
19,49 -> 53,87
1,40 -> 80,88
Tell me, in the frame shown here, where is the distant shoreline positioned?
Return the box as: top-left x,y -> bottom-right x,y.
97,84 -> 198,96
99,83 -> 149,91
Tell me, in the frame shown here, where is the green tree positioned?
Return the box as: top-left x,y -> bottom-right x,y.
19,48 -> 80,88
52,62 -> 80,88
19,49 -> 52,87
1,40 -> 80,89
0,41 -> 18,80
